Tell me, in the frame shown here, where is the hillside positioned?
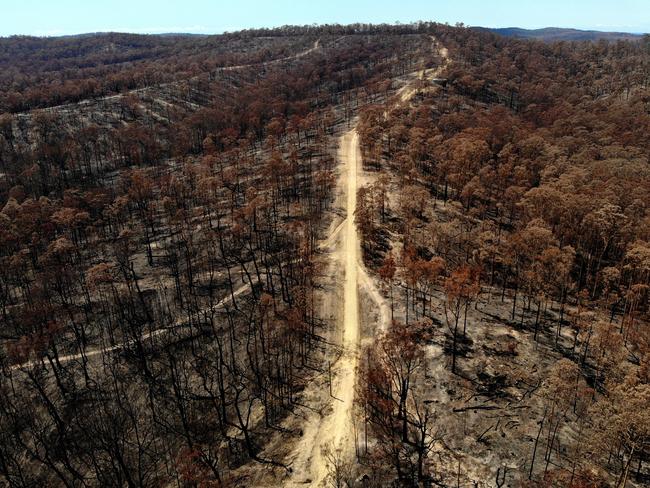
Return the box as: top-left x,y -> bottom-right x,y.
1,22 -> 649,488
0,31 -> 319,112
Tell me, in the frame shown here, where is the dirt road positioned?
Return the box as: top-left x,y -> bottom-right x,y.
287,37 -> 452,484
397,35 -> 450,104
9,278 -> 255,371
336,128 -> 361,457
287,128 -> 362,486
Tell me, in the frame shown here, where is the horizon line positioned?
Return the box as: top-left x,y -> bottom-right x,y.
0,22 -> 647,39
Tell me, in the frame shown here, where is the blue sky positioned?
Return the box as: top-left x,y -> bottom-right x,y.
3,0 -> 649,37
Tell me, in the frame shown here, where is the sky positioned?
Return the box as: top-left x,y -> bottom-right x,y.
2,0 -> 649,37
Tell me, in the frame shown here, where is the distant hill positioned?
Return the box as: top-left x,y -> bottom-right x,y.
484,27 -> 644,41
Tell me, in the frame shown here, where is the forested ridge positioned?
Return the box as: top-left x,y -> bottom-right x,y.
0,22 -> 649,487
355,25 -> 650,487
0,32 -> 317,112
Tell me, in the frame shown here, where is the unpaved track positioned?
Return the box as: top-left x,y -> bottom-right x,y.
288,37 -> 450,485
287,129 -> 362,486
9,278 -> 254,370
396,35 -> 449,104
336,128 -> 361,456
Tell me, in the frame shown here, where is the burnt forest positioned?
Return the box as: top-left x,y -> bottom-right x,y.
1,21 -> 650,488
